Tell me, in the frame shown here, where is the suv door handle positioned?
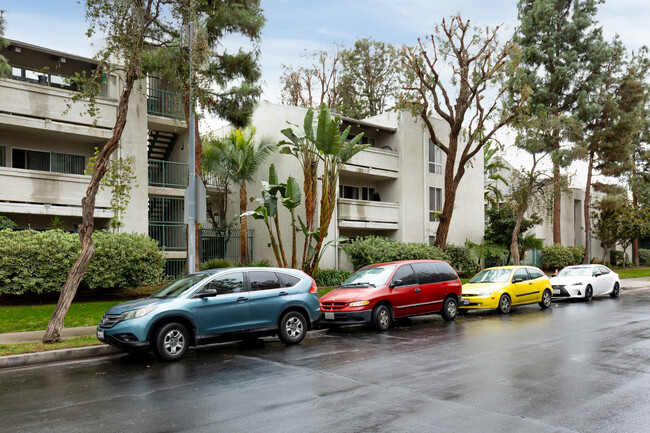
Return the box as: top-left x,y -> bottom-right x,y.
415,288 -> 421,293
237,297 -> 248,302
279,291 -> 289,296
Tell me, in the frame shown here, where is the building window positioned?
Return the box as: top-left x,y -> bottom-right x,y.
52,153 -> 85,175
361,137 -> 376,147
429,139 -> 442,174
0,145 -> 6,167
11,149 -> 85,174
429,236 -> 436,246
340,185 -> 379,201
429,187 -> 442,222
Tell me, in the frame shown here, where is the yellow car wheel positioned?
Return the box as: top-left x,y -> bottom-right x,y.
497,293 -> 511,314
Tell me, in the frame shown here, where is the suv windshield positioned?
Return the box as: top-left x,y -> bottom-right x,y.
468,268 -> 512,284
341,265 -> 396,288
557,267 -> 591,277
152,274 -> 210,298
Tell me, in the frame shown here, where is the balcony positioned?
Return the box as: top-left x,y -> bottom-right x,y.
343,147 -> 399,179
337,198 -> 399,230
147,88 -> 184,120
148,159 -> 226,190
0,166 -> 112,217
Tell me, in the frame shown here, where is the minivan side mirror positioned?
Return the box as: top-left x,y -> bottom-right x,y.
389,279 -> 403,289
513,277 -> 523,283
196,288 -> 218,298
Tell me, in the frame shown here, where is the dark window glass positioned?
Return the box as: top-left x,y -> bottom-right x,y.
429,187 -> 442,221
0,145 -> 5,167
12,149 -> 50,171
205,272 -> 244,295
279,273 -> 300,288
412,262 -> 438,284
599,266 -> 610,274
52,153 -> 85,175
391,264 -> 418,286
527,268 -> 544,279
434,262 -> 458,282
513,268 -> 529,281
249,271 -> 282,291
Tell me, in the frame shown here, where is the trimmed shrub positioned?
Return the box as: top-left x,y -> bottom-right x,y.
0,230 -> 164,295
444,244 -> 478,274
639,249 -> 650,266
314,269 -> 352,287
343,236 -> 450,270
200,259 -> 233,270
610,250 -> 630,267
541,244 -> 581,269
0,216 -> 17,231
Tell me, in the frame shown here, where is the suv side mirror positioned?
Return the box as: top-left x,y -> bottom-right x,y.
389,279 -> 403,289
197,288 -> 218,298
513,277 -> 523,283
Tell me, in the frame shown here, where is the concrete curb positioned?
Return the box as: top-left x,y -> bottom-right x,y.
0,345 -> 122,370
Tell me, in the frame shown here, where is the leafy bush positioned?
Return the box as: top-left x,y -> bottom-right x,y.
0,216 -> 17,231
444,244 -> 478,274
541,244 -> 582,269
200,259 -> 233,270
0,230 -> 164,295
236,259 -> 271,267
314,269 -> 352,287
610,250 -> 630,267
343,236 -> 450,270
639,249 -> 650,266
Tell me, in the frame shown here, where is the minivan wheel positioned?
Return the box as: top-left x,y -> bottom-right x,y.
372,304 -> 391,331
154,322 -> 189,362
539,289 -> 552,309
497,294 -> 511,314
610,282 -> 620,298
441,297 -> 458,321
279,311 -> 307,344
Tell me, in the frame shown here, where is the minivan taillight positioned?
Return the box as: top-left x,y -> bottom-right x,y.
309,278 -> 318,295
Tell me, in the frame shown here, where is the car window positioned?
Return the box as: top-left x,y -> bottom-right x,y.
512,268 -> 529,282
411,262 -> 439,284
434,262 -> 458,282
527,268 -> 544,279
599,266 -> 610,275
204,272 -> 244,295
592,268 -> 601,277
153,273 -> 210,298
341,265 -> 396,288
468,268 -> 512,283
557,267 -> 590,277
249,271 -> 282,291
279,273 -> 301,288
391,264 -> 418,286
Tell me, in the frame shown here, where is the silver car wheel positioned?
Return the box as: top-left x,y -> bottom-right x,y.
285,316 -> 303,338
378,308 -> 390,327
163,329 -> 185,355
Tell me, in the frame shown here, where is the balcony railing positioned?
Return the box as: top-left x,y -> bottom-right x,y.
149,223 -> 186,251
147,88 -> 184,120
148,160 -> 188,188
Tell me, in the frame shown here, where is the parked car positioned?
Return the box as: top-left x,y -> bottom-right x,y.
550,264 -> 620,301
97,267 -> 321,361
319,260 -> 462,331
459,266 -> 552,314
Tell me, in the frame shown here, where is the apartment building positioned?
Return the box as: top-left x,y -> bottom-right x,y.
237,102 -> 485,270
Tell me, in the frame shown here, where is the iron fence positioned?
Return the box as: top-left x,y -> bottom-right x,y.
149,223 -> 186,251
199,228 -> 254,264
148,160 -> 188,188
147,88 -> 184,119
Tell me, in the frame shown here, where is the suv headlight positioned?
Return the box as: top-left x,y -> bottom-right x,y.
348,300 -> 370,307
121,305 -> 157,321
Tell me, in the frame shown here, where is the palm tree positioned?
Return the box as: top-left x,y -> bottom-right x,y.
203,127 -> 276,264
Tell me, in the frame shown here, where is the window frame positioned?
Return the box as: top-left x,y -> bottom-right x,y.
429,187 -> 442,222
247,270 -> 283,292
428,139 -> 442,174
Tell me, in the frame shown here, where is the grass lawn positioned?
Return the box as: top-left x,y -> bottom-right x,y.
0,301 -> 121,334
0,337 -> 103,357
615,267 -> 650,279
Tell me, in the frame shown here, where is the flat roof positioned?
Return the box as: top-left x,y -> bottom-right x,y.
5,39 -> 98,65
339,114 -> 397,133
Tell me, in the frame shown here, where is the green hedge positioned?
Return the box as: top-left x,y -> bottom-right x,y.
541,244 -> 585,269
444,244 -> 478,274
639,249 -> 650,266
610,250 -> 630,267
0,230 -> 164,295
314,269 -> 352,287
343,236 -> 450,270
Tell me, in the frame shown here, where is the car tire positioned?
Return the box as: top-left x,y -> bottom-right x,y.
278,311 -> 307,344
539,289 -> 552,309
610,282 -> 620,298
372,304 -> 391,331
153,322 -> 189,362
497,294 -> 511,314
441,297 -> 458,321
584,285 -> 593,302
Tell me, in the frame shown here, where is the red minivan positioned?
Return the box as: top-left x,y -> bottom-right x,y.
319,260 -> 462,331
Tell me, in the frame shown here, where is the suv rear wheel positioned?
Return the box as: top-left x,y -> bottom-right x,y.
278,311 -> 307,344
153,322 -> 189,362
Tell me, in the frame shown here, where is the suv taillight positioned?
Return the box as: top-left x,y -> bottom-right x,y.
309,278 -> 318,295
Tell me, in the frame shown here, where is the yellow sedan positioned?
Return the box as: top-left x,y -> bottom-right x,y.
459,266 -> 552,314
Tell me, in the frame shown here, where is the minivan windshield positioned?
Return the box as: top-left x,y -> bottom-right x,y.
340,265 -> 396,288
468,268 -> 512,284
557,267 -> 591,277
152,274 -> 210,298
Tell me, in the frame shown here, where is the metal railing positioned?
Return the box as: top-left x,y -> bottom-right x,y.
149,223 -> 186,251
164,259 -> 187,278
148,160 -> 188,188
147,88 -> 184,119
199,228 -> 254,264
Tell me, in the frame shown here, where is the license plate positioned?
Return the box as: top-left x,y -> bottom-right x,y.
324,312 -> 334,320
553,289 -> 560,295
97,329 -> 104,340
460,299 -> 470,306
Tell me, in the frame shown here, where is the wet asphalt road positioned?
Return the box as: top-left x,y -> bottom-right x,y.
3,289 -> 650,433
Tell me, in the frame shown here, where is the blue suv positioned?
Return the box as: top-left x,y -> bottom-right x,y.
97,267 -> 321,361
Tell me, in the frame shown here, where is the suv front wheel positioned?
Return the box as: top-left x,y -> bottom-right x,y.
153,322 -> 189,362
279,311 -> 307,344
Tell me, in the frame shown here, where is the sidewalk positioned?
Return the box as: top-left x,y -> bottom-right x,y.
1,277 -> 649,370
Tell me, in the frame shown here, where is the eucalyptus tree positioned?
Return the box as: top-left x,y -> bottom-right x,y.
514,0 -> 607,244
484,142 -> 510,210
401,14 -> 527,248
203,127 -> 276,264
280,48 -> 342,109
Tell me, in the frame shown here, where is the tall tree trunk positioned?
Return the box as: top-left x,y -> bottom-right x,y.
510,208 -> 527,265
434,159 -> 463,249
239,181 -> 248,264
43,71 -> 137,343
552,158 -> 562,245
194,117 -> 202,270
632,190 -> 640,266
583,151 -> 594,264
